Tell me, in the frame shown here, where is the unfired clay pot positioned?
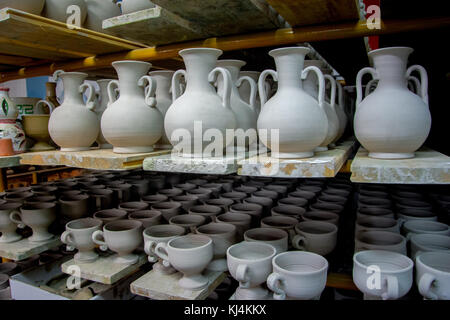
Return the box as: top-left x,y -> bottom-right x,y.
101,61 -> 163,153
61,217 -> 102,262
0,202 -> 22,243
244,227 -> 288,255
292,221 -> 338,256
95,79 -> 115,148
355,47 -> 431,159
10,203 -> 56,242
43,0 -> 87,23
0,0 -> 45,15
416,252 -> 450,300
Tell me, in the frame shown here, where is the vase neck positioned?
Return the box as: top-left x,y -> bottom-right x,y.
372,49 -> 410,89
182,50 -> 219,93
274,53 -> 304,90
217,65 -> 241,96
302,73 -> 318,97
45,83 -> 57,97
60,74 -> 85,104
153,74 -> 172,99
114,62 -> 150,97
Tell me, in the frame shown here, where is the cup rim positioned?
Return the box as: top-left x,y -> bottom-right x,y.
227,242 -> 276,262
272,251 -> 328,275
66,217 -> 103,230
167,234 -> 212,250
416,251 -> 450,275
104,219 -> 142,232
353,250 -> 414,273
144,224 -> 185,237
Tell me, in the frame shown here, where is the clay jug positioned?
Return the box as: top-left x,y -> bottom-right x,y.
334,80 -> 348,142
257,47 -> 328,158
355,47 -> 431,159
48,71 -> 99,151
0,88 -> 26,153
95,79 -> 115,149
101,61 -> 163,153
239,71 -> 272,116
0,0 -> 45,15
120,0 -> 155,14
45,82 -> 60,108
149,70 -> 174,149
43,0 -> 87,24
165,48 -> 236,157
216,60 -> 258,153
84,0 -> 121,33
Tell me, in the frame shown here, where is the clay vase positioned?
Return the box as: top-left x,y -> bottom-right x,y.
216,60 -> 258,152
92,220 -> 143,264
10,203 -> 56,242
59,194 -> 90,220
150,70 -> 175,149
155,234 -> 213,290
227,242 -> 276,300
22,111 -> 55,151
61,218 -> 102,262
43,0 -> 88,24
0,0 -> 45,15
415,252 -> 450,300
355,47 -> 431,159
48,71 -> 99,151
353,250 -> 413,300
239,71 -> 272,115
292,221 -> 338,256
120,0 -> 155,14
101,61 -> 163,153
195,222 -> 237,272
84,0 -> 121,33
45,82 -> 60,108
257,47 -> 328,158
143,224 -> 185,273
267,251 -> 329,300
0,202 -> 22,243
95,79 -> 115,148
0,88 -> 26,152
164,48 -> 236,157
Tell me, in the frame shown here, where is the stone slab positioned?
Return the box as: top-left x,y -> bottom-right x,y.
350,147 -> 450,184
0,155 -> 21,168
0,237 -> 61,261
130,269 -> 226,300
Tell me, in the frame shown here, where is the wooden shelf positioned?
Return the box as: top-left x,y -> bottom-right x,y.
238,141 -> 355,178
0,237 -> 61,261
350,147 -> 450,184
19,149 -> 171,171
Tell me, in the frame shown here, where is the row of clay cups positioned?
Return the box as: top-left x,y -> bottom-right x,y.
353,250 -> 450,300
357,202 -> 438,222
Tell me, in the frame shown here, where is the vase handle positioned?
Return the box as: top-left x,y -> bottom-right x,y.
364,79 -> 378,97
324,74 -> 337,108
302,66 -> 325,109
52,70 -> 64,82
79,82 -> 96,111
236,76 -> 257,111
171,69 -> 186,102
208,67 -> 232,110
107,80 -> 119,106
356,67 -> 378,107
406,65 -> 429,106
336,80 -> 344,108
138,75 -> 157,107
258,69 -> 277,107
407,76 -> 421,94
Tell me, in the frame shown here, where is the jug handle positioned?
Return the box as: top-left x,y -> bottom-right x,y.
356,67 -> 378,107
258,69 -> 277,106
171,69 -> 186,102
364,79 -> 378,97
324,74 -> 337,109
52,70 -> 64,82
406,65 -> 429,106
302,66 -> 325,109
336,80 -> 344,108
79,82 -> 96,111
35,100 -> 55,114
407,76 -> 421,95
208,67 -> 232,110
138,75 -> 157,107
107,80 -> 120,106
236,76 -> 257,111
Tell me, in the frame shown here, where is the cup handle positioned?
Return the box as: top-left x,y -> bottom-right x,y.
292,234 -> 306,250
267,272 -> 286,300
91,230 -> 108,251
381,275 -> 399,300
144,240 -> 158,263
258,69 -> 277,106
236,264 -> 250,288
9,210 -> 25,229
236,76 -> 257,110
418,273 -> 438,300
155,242 -> 171,268
61,231 -> 75,251
138,75 -> 157,107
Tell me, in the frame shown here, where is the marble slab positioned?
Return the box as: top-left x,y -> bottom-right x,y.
0,155 -> 21,168
0,237 -> 61,261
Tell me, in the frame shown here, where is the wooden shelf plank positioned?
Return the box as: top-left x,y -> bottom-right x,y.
0,237 -> 61,261
266,0 -> 361,27
350,147 -> 450,184
19,149 -> 171,171
0,155 -> 21,168
238,141 -> 355,178
0,8 -> 145,61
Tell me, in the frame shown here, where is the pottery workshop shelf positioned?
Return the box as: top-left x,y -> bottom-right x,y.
0,155 -> 21,168
19,149 -> 172,171
0,237 -> 61,261
350,147 -> 450,184
238,141 -> 355,178
130,269 -> 226,300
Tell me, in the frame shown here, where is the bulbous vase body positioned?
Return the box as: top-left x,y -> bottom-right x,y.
257,47 -> 328,159
355,47 -> 431,159
95,79 -> 113,149
164,48 -> 237,158
43,0 -> 87,23
0,88 -> 26,152
84,0 -> 121,33
101,61 -> 163,154
48,72 -> 99,151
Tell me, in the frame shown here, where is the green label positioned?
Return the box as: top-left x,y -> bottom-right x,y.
17,104 -> 33,115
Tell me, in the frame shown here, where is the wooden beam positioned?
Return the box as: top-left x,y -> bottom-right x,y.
1,16 -> 449,82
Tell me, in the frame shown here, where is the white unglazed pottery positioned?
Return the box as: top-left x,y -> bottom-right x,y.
92,220 -> 143,264
84,0 -> 121,33
257,47 -> 328,158
61,217 -> 102,263
227,241 -> 276,300
415,251 -> 450,300
120,0 -> 155,14
355,47 -> 431,159
292,221 -> 338,256
239,71 -> 271,115
0,202 -> 22,243
402,220 -> 450,239
10,203 -> 56,242
165,48 -> 236,157
353,250 -> 413,300
0,88 -> 26,152
95,79 -> 115,148
355,216 -> 400,234
43,0 -> 87,24
101,61 -> 163,153
48,71 -> 99,151
244,227 -> 288,255
267,251 -> 328,300
0,0 -> 45,15
155,234 -> 213,290
216,60 -> 258,153
150,70 -> 175,149
334,81 -> 348,142
410,234 -> 450,261
355,230 -> 407,255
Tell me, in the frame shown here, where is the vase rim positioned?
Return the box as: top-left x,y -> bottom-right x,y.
368,46 -> 414,58
269,46 -> 310,58
178,47 -> 223,57
112,60 -> 152,67
216,59 -> 246,68
149,70 -> 175,75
